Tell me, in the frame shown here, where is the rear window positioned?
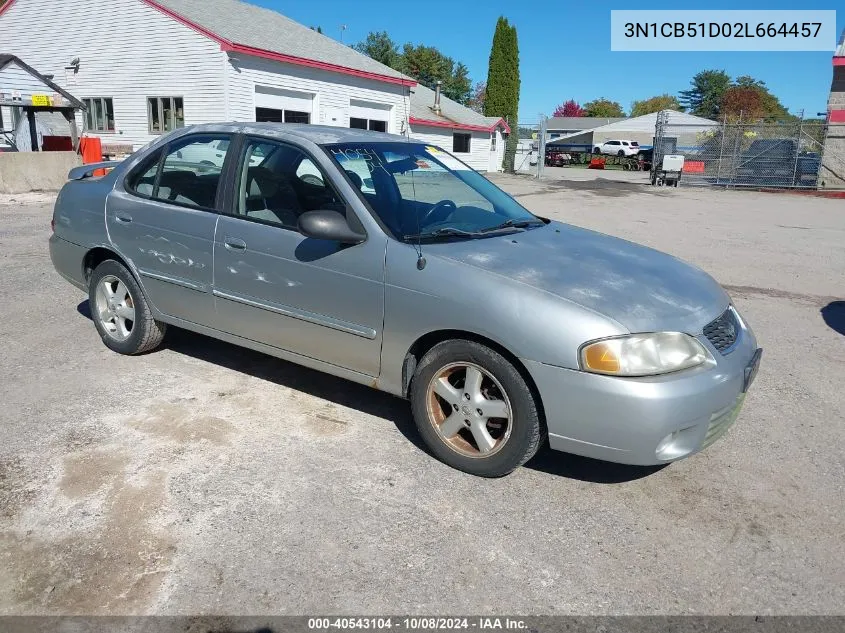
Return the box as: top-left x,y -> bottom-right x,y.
630,141 -> 639,146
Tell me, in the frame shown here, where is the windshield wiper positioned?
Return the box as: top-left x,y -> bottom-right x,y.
403,227 -> 481,241
479,218 -> 545,233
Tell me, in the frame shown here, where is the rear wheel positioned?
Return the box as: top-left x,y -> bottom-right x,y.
617,150 -> 625,157
593,146 -> 601,154
89,260 -> 166,355
410,340 -> 543,477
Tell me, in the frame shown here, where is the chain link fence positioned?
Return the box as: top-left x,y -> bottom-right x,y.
513,118 -> 547,178
652,111 -> 827,189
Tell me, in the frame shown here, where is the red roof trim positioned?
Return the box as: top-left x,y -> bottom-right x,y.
141,0 -> 415,87
410,116 -> 510,133
834,57 -> 845,66
222,43 -> 416,87
0,0 -> 19,17
830,109 -> 845,123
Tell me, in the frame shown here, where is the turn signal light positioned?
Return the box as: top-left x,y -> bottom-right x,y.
583,342 -> 620,373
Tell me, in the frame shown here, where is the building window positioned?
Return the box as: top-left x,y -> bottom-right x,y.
453,133 -> 471,153
83,97 -> 115,132
255,107 -> 310,124
284,110 -> 310,124
148,97 -> 184,133
350,117 -> 387,132
490,133 -> 497,150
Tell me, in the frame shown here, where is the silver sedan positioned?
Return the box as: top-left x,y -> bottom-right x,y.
49,123 -> 761,477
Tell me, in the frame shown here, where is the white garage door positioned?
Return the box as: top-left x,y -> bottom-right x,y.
349,99 -> 391,133
254,86 -> 314,124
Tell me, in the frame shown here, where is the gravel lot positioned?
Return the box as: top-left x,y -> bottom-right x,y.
1,174 -> 843,615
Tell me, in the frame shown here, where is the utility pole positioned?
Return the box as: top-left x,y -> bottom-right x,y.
339,25 -> 347,43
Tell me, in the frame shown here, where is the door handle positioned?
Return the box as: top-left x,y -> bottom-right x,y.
224,237 -> 247,251
115,213 -> 133,224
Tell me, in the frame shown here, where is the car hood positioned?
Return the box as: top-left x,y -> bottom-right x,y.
426,221 -> 729,333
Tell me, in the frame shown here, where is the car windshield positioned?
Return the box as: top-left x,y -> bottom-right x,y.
324,141 -> 542,240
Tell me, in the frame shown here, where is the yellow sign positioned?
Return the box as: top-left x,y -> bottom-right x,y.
31,94 -> 51,106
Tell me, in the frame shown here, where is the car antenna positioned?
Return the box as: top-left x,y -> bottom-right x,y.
404,86 -> 425,270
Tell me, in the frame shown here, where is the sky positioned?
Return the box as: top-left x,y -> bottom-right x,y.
252,0 -> 843,122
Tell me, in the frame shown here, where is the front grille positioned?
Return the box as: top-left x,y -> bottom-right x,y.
703,308 -> 739,354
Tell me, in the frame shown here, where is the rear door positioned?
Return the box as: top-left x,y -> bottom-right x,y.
212,137 -> 387,376
106,134 -> 233,324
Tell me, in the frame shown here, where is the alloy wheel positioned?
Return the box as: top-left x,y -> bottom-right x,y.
425,362 -> 512,458
94,275 -> 135,341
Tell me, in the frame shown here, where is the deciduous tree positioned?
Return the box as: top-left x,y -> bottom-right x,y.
630,94 -> 682,117
552,99 -> 585,118
583,98 -> 625,118
467,82 -> 486,114
720,87 -> 765,122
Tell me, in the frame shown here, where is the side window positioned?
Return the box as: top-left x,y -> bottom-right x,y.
153,136 -> 231,209
127,150 -> 163,197
295,158 -> 325,187
236,140 -> 345,230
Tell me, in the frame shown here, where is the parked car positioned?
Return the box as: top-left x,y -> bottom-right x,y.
733,139 -> 820,188
545,150 -> 572,167
594,140 -> 640,157
50,123 -> 762,477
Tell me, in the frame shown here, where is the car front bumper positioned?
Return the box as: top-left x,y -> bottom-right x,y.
523,325 -> 761,466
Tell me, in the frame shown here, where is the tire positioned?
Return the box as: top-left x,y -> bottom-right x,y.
88,259 -> 166,355
593,147 -> 601,154
410,339 -> 543,477
617,150 -> 625,157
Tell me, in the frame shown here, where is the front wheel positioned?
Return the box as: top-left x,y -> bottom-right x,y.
410,340 -> 543,477
89,260 -> 166,355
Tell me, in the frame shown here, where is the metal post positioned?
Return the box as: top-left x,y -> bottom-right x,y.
62,109 -> 79,152
26,108 -> 39,152
716,114 -> 726,185
728,110 -> 743,188
537,115 -> 547,180
791,110 -> 804,188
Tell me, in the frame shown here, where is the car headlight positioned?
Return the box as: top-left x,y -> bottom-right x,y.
580,332 -> 712,377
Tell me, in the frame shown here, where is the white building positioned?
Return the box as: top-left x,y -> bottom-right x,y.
546,110 -> 719,149
0,0 -> 507,171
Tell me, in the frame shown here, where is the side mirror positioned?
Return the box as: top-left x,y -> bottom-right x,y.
297,210 -> 366,245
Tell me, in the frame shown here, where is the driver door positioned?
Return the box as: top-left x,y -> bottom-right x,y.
212,137 -> 387,377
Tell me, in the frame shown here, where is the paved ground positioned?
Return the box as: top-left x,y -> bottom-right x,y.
1,175 -> 843,616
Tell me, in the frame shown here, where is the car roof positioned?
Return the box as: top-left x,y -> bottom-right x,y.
177,122 -> 412,145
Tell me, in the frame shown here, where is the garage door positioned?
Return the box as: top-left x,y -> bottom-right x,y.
254,86 -> 313,124
349,99 -> 391,133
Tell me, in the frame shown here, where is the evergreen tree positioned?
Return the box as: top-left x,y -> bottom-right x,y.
679,70 -> 731,119
484,17 -> 520,172
352,31 -> 401,69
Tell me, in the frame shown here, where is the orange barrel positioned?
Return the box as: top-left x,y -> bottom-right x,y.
80,136 -> 105,176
